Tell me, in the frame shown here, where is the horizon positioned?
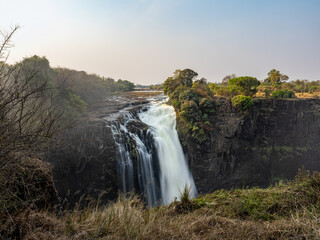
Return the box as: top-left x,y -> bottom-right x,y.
1,0 -> 320,85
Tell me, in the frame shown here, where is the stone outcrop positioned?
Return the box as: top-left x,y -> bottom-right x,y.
180,98 -> 320,194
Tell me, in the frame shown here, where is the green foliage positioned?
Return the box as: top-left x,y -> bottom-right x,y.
271,90 -> 296,98
68,93 -> 87,113
194,170 -> 320,221
116,79 -> 135,92
263,88 -> 272,98
199,97 -> 214,113
180,101 -> 200,122
163,69 -> 198,95
171,99 -> 181,109
55,69 -> 134,106
228,76 -> 260,96
179,89 -> 200,104
163,69 -> 217,143
213,85 -> 235,97
191,124 -> 207,142
265,69 -> 289,85
231,95 -> 253,111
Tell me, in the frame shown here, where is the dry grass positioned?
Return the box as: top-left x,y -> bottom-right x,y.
255,88 -> 320,99
2,171 -> 320,239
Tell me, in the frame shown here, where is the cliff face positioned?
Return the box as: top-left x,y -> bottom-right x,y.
45,96 -> 150,205
180,98 -> 320,194
46,118 -> 119,205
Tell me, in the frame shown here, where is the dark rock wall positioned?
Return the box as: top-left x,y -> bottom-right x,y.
45,119 -> 118,205
181,99 -> 320,194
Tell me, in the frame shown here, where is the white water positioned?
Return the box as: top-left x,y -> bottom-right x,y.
109,97 -> 197,206
138,101 -> 197,205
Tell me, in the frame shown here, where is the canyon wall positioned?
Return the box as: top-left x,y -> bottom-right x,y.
180,98 -> 320,194
46,97 -> 320,203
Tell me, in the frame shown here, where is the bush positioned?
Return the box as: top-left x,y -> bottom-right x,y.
271,90 -> 296,98
171,99 -> 181,109
214,85 -> 235,97
228,76 -> 260,97
231,95 -> 253,111
180,100 -> 200,122
199,98 -> 215,114
179,89 -> 200,104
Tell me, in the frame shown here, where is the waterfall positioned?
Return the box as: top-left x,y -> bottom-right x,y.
138,101 -> 197,205
109,97 -> 197,206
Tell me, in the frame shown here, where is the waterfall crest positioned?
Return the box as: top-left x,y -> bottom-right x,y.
109,97 -> 197,206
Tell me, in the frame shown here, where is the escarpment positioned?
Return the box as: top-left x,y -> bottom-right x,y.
179,98 -> 320,194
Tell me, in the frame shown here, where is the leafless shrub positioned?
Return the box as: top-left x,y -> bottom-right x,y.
0,27 -> 67,155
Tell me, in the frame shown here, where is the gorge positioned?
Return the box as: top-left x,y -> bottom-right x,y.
46,94 -> 320,206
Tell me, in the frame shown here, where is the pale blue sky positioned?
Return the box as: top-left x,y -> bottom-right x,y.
1,0 -> 320,84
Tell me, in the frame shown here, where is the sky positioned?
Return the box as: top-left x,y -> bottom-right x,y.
1,0 -> 320,84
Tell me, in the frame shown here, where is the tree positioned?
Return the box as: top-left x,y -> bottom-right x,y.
222,74 -> 236,86
265,69 -> 289,85
164,69 -> 198,95
228,76 -> 260,97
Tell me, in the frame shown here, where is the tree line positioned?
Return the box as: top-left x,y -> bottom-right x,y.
0,27 -> 135,156
163,68 -> 319,143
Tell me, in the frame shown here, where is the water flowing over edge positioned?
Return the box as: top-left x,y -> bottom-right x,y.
108,95 -> 197,206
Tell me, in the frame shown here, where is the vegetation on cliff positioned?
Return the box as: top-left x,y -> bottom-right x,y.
163,67 -> 320,143
163,69 -> 215,142
163,69 -> 261,142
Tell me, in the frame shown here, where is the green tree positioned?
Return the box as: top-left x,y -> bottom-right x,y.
228,76 -> 260,97
164,69 -> 198,95
265,69 -> 289,85
222,74 -> 236,86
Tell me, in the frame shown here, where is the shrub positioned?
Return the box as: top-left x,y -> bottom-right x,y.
199,98 -> 214,114
214,85 -> 236,97
171,99 -> 181,109
68,93 -> 87,113
179,89 -> 200,104
271,90 -> 296,98
228,76 -> 260,97
180,100 -> 200,122
231,95 -> 253,111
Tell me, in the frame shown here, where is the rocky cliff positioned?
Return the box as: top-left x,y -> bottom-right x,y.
45,95 -> 149,205
47,96 -> 320,203
179,98 -> 320,194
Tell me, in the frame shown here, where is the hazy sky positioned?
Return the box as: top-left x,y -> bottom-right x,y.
1,0 -> 320,84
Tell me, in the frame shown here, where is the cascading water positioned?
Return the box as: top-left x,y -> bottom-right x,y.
109,96 -> 197,206
109,112 -> 135,193
138,100 -> 197,205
